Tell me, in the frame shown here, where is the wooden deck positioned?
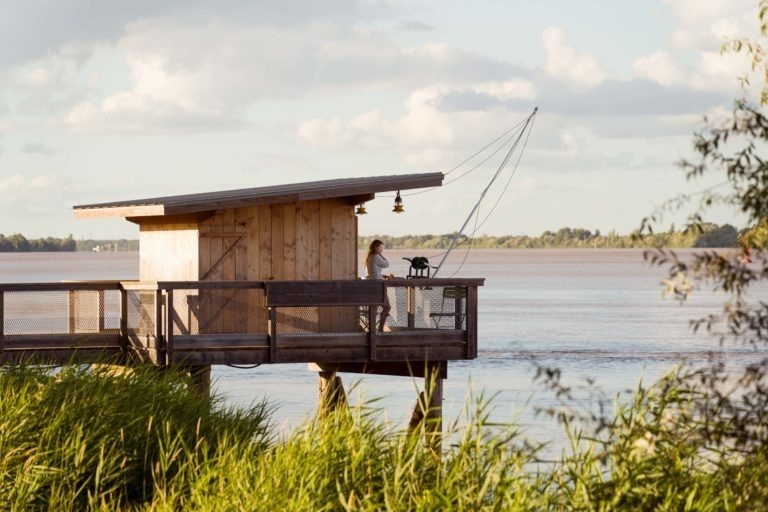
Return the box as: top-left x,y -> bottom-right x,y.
0,279 -> 483,368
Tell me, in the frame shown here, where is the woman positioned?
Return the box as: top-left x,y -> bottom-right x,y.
365,239 -> 392,331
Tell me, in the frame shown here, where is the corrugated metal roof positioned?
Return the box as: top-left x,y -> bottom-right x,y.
73,173 -> 443,218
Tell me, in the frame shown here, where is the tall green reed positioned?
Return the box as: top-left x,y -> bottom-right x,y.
1,363 -> 767,510
0,365 -> 270,510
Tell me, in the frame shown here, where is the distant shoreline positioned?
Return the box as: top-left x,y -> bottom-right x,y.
0,223 -> 743,252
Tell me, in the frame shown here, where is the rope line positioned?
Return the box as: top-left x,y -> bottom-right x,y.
432,107 -> 538,277
416,112 -> 538,263
379,119 -> 529,198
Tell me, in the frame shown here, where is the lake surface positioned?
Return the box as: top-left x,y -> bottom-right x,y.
1,249 -> 762,444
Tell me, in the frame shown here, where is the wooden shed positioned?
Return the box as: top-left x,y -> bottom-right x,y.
74,173 -> 443,284
74,174 -> 447,338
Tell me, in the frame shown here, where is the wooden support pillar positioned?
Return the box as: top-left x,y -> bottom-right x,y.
318,371 -> 347,414
408,362 -> 444,453
188,365 -> 211,398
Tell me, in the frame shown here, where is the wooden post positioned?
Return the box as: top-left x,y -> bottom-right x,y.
188,365 -> 211,398
454,286 -> 463,330
120,288 -> 128,362
97,289 -> 105,332
407,285 -> 415,329
166,289 -> 174,363
368,305 -> 377,361
268,307 -> 277,363
408,362 -> 444,454
425,362 -> 443,453
155,290 -> 164,366
318,371 -> 347,414
466,285 -> 478,359
68,290 -> 76,334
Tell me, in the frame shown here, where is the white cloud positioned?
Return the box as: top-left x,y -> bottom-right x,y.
63,93 -> 244,133
49,16 -> 522,133
297,87 -> 457,163
21,142 -> 55,155
0,173 -> 57,192
473,80 -> 537,101
542,26 -> 608,88
297,85 -> 544,167
516,176 -> 537,191
633,52 -> 685,86
663,0 -> 756,50
298,87 -> 456,160
690,51 -> 752,93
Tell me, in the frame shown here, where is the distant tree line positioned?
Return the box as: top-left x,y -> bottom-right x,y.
75,239 -> 140,252
0,234 -> 138,252
359,223 -> 743,250
0,224 -> 743,252
0,234 -> 76,252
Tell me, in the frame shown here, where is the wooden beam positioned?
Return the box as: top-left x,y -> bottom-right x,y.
169,350 -> 268,366
309,361 -> 447,379
2,334 -> 122,350
265,280 -> 385,307
0,282 -> 122,292
125,212 -> 214,225
173,334 -> 269,350
74,204 -> 165,219
349,193 -> 376,205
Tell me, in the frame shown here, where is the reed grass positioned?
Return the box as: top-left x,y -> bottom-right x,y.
0,365 -> 766,510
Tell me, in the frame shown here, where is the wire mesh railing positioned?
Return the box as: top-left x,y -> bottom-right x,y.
0,278 -> 482,364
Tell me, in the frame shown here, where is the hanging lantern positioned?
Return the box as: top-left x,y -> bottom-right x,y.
355,204 -> 367,215
392,191 -> 404,213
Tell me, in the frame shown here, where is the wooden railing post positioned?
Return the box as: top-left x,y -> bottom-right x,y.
166,289 -> 174,364
97,290 -> 105,332
68,290 -> 76,334
268,307 -> 277,363
454,286 -> 464,330
466,285 -> 478,359
368,305 -> 377,361
120,288 -> 128,360
407,285 -> 415,329
155,290 -> 164,366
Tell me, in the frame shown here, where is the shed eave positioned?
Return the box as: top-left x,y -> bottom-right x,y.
73,172 -> 443,219
74,204 -> 166,219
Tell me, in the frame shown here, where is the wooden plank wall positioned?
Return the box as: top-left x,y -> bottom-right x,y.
197,209 -> 248,334
198,198 -> 358,334
139,219 -> 200,282
138,218 -> 200,345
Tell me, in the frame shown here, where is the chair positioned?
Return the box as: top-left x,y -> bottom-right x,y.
429,286 -> 467,329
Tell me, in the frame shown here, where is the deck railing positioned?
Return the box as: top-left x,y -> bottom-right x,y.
0,278 -> 483,365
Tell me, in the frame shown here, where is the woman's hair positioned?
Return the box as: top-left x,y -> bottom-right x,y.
365,239 -> 383,265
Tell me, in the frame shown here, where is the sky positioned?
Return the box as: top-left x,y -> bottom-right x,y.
0,0 -> 760,239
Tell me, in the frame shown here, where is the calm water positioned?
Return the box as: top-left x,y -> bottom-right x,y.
1,249 -> 762,443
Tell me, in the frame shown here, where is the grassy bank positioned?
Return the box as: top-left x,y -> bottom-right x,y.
1,365 -> 766,510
